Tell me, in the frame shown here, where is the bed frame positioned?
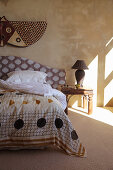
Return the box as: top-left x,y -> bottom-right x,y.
0,56 -> 66,88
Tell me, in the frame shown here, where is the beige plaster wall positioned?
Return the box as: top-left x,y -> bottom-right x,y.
0,0 -> 113,107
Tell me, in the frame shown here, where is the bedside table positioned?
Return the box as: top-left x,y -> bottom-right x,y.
61,86 -> 93,115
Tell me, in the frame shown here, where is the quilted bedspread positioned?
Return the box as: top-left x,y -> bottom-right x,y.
0,90 -> 86,157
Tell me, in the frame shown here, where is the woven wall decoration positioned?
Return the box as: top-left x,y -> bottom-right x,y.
0,16 -> 47,47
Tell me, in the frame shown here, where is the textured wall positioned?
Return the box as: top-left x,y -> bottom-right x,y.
0,0 -> 113,106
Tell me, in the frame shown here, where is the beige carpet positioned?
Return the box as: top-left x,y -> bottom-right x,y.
0,108 -> 113,170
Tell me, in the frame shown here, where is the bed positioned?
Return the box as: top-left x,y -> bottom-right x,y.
0,56 -> 86,157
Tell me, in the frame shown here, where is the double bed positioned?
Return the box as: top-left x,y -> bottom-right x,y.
0,56 -> 86,157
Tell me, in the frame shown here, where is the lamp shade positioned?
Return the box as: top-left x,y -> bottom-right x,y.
72,60 -> 88,87
72,60 -> 88,70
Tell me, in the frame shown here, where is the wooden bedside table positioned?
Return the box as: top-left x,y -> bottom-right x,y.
61,86 -> 93,115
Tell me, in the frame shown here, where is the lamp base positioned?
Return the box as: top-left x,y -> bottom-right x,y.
75,69 -> 85,87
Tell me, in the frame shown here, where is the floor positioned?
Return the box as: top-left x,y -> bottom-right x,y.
69,106 -> 113,126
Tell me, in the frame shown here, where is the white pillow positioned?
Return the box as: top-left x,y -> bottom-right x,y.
6,70 -> 47,84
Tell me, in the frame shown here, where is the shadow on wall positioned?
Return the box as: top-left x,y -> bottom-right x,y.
0,0 -> 9,6
97,38 -> 113,107
85,37 -> 113,107
56,0 -> 113,107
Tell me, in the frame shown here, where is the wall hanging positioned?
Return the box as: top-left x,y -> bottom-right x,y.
0,16 -> 47,47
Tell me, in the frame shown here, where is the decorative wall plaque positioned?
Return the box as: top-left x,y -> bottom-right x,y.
0,16 -> 47,47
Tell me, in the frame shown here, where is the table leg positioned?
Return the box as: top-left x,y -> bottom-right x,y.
83,95 -> 87,109
88,95 -> 93,115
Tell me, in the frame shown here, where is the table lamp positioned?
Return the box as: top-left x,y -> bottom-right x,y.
72,60 -> 88,87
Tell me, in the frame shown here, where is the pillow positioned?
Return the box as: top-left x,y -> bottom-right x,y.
6,70 -> 47,84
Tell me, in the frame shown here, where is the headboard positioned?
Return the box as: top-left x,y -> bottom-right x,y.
0,56 -> 66,89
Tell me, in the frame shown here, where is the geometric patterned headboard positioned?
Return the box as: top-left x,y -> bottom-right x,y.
0,56 -> 66,89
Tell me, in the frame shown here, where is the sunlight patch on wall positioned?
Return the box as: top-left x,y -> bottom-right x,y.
84,55 -> 98,107
105,48 -> 113,79
104,79 -> 113,106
